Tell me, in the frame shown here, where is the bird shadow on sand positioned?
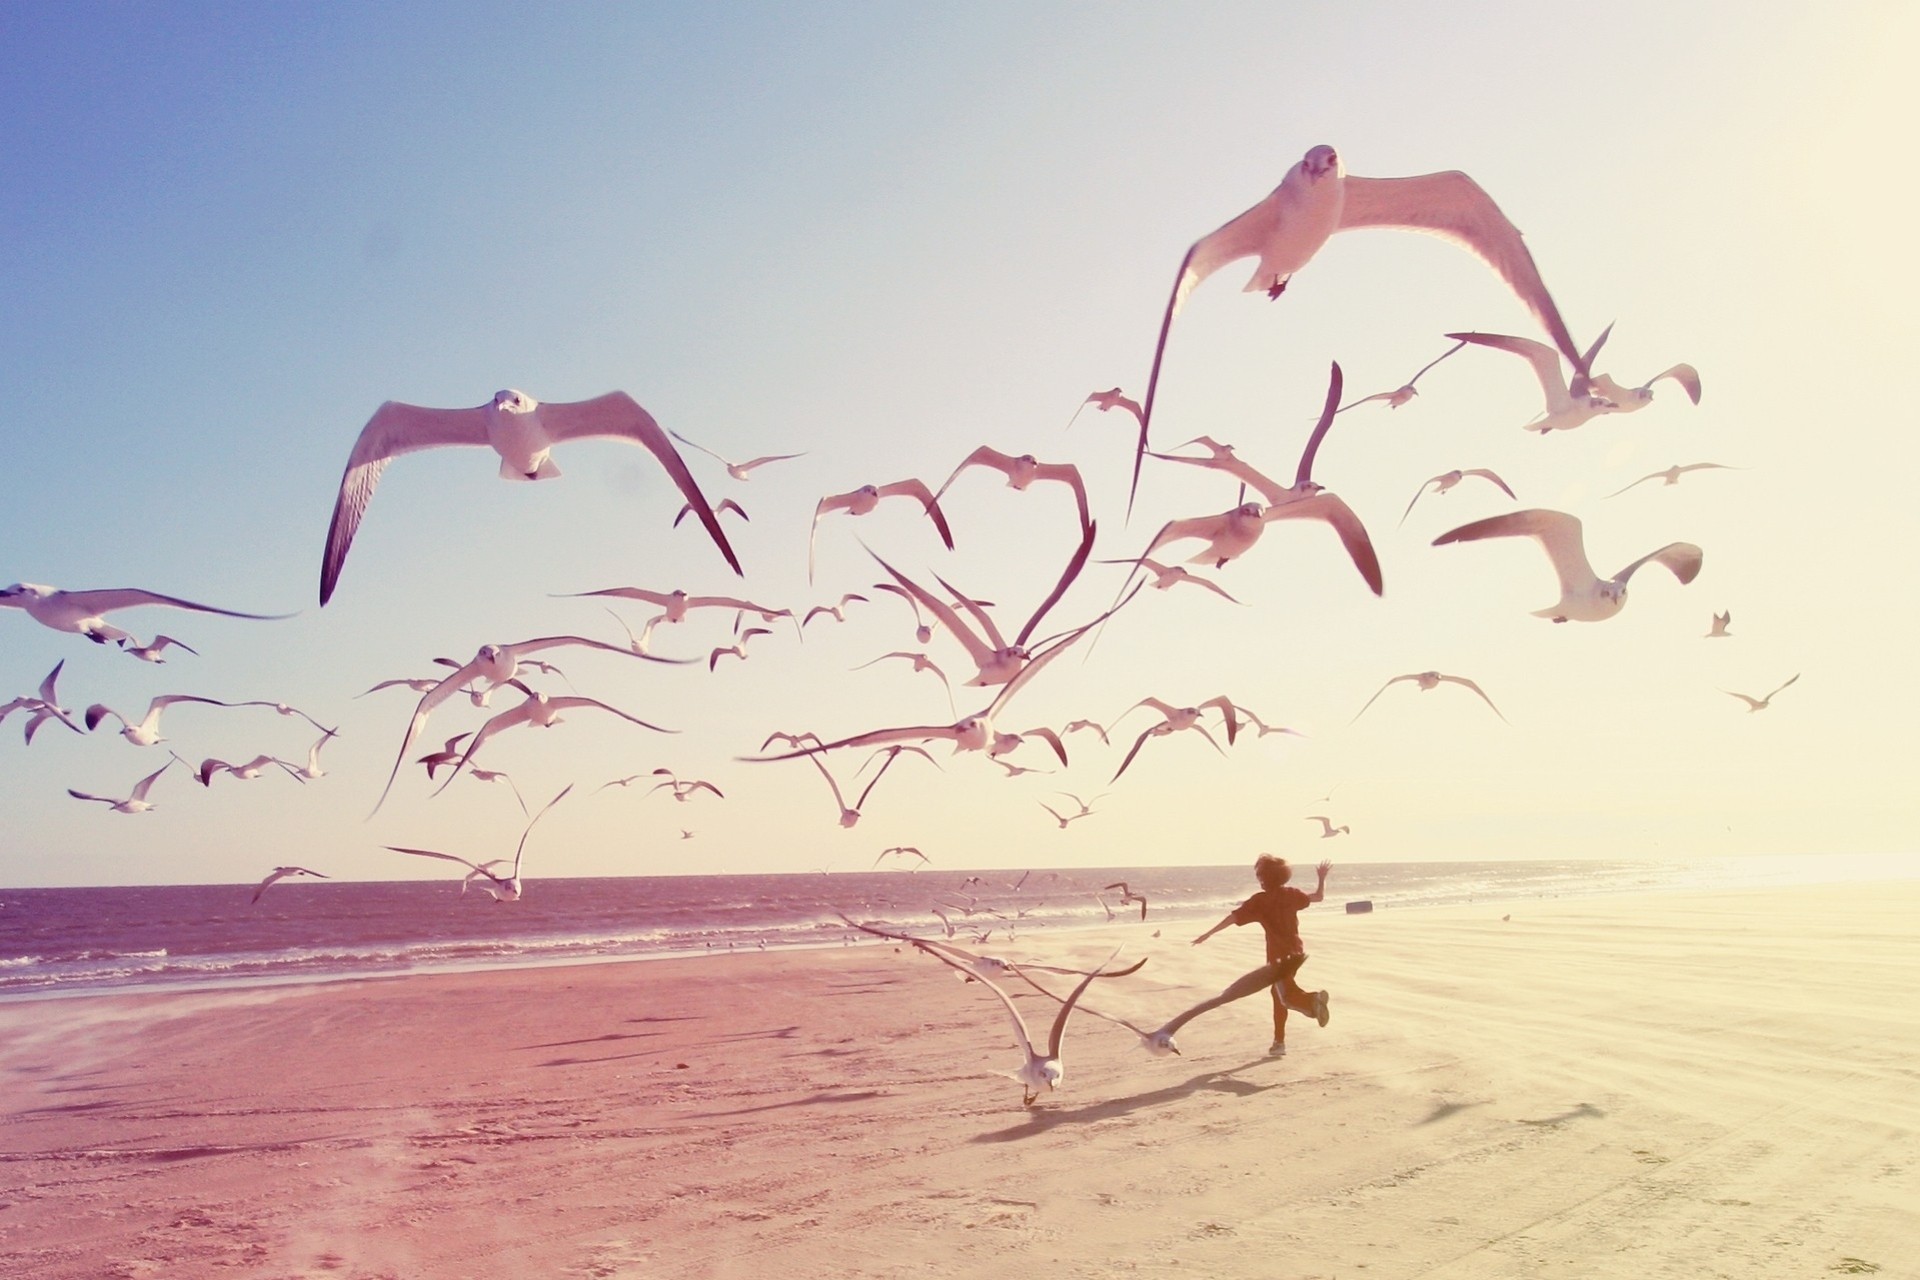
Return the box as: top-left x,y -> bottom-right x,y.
1416,1098 -> 1491,1126
515,1029 -> 668,1051
970,1057 -> 1278,1142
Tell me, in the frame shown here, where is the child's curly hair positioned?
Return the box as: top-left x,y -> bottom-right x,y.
1254,854 -> 1293,892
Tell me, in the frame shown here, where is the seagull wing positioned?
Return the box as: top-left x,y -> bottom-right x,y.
1261,493 -> 1383,596
1111,725 -> 1162,782
1462,468 -> 1517,499
869,552 -> 991,664
1434,508 -> 1599,601
1447,331 -> 1572,406
509,783 -> 573,879
1014,519 -> 1096,648
1766,673 -> 1801,702
55,588 -> 291,623
1653,364 -> 1703,403
1613,541 -> 1705,587
320,400 -> 492,605
1343,173 -> 1580,368
1043,949 -> 1124,1059
129,758 -> 176,800
1438,674 -> 1507,722
1292,362 -> 1345,487
932,446 -> 1016,507
390,845 -> 486,874
541,393 -> 742,576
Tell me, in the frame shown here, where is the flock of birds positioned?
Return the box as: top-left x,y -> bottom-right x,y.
3,143 -> 1794,1105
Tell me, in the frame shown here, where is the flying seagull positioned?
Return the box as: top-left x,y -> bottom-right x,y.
318,389 -> 740,605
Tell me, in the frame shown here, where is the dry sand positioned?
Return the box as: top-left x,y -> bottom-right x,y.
1,880 -> 1914,1279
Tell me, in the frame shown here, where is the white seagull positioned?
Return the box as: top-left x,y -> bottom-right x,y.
123,634 -> 199,663
932,447 -> 1093,536
197,754 -> 303,787
285,728 -> 339,781
391,785 -> 572,903
1587,363 -> 1702,413
1096,556 -> 1241,603
1449,329 -> 1618,434
374,634 -> 666,814
869,521 -> 1096,686
933,942 -> 1127,1106
709,626 -> 774,671
1351,672 -> 1506,723
852,651 -> 956,713
68,758 -> 176,814
1131,144 -> 1585,503
1604,462 -> 1744,499
1399,468 -> 1517,525
1139,364 -> 1383,595
2,661 -> 86,743
1,583 -> 289,646
809,479 -> 954,581
1333,339 -> 1468,413
251,866 -> 330,905
431,687 -> 674,794
667,429 -> 805,481
318,389 -> 740,604
1433,508 -> 1703,623
1724,673 -> 1800,713
85,694 -> 242,747
1306,816 -> 1350,838
1706,611 -> 1732,639
802,593 -> 870,629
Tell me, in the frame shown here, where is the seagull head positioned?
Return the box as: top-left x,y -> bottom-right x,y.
952,716 -> 991,751
1236,501 -> 1266,520
491,389 -> 537,414
1143,1031 -> 1181,1057
1302,144 -> 1340,180
0,583 -> 52,600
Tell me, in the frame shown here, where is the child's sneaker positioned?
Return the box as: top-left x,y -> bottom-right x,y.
1314,990 -> 1331,1028
1267,1039 -> 1288,1057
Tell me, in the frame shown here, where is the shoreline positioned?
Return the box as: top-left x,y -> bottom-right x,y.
7,867 -> 1914,1007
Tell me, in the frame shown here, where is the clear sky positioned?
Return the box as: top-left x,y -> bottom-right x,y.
3,1 -> 1915,888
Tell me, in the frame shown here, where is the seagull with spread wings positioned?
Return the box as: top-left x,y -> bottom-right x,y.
1130,144 -> 1584,505
1351,671 -> 1506,724
1400,468 -> 1517,525
808,478 -> 954,581
1433,508 -> 1703,623
2,582 -> 289,646
317,389 -> 739,604
391,785 -> 572,903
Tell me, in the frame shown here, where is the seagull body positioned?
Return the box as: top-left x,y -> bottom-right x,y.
432,689 -> 673,793
1587,364 -> 1702,413
197,754 -> 302,786
415,733 -> 472,779
809,479 -> 954,580
1724,673 -> 1800,712
869,521 -> 1096,687
318,389 -> 740,604
69,758 -> 176,812
375,634 -> 662,813
3,661 -> 85,743
709,626 -> 773,671
802,593 -> 870,629
286,729 -> 338,781
123,634 -> 198,663
1449,330 -> 1617,434
251,866 -> 329,904
85,694 -> 238,747
392,785 -> 571,902
645,769 -> 725,802
1306,816 -> 1350,838
1333,339 -> 1468,414
1400,468 -> 1516,525
673,497 -> 748,528
933,447 -> 1092,534
1082,387 -> 1144,431
853,651 -> 956,713
1604,463 -> 1743,499
1133,146 -> 1583,501
874,846 -> 929,869
1433,508 -> 1703,623
1138,365 -> 1382,594
667,429 -> 805,481
1103,882 -> 1150,920
1351,672 -> 1506,724
1,582 -> 288,646
1096,556 -> 1241,602
928,941 -> 1124,1105
871,582 -> 939,645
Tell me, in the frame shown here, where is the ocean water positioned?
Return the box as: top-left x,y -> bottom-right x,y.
1,854 -> 1909,1000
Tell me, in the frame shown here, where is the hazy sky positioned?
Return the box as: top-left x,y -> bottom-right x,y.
4,1 -> 1915,888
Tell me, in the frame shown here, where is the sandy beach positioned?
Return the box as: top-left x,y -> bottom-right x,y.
1,879 -> 1914,1280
